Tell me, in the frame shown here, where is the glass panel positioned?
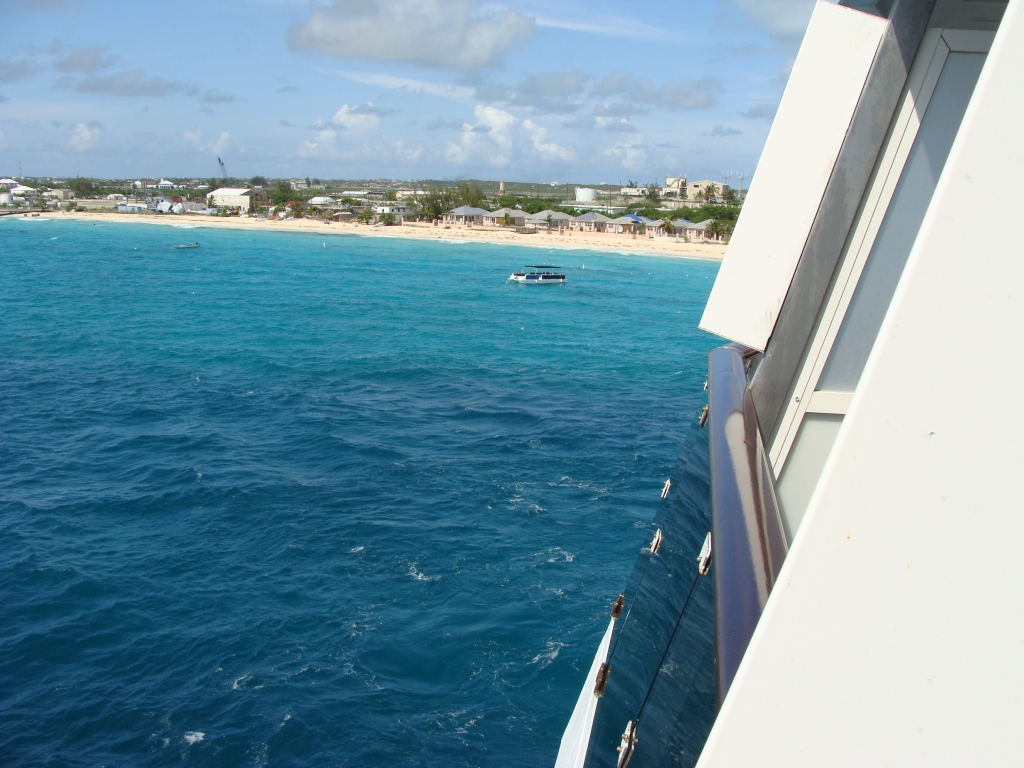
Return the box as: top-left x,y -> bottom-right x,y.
775,413 -> 844,540
818,52 -> 986,391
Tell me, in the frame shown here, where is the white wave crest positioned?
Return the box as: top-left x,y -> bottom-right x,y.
184,731 -> 204,745
409,563 -> 439,582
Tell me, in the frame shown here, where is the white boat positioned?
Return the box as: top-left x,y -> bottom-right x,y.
508,265 -> 565,284
174,242 -> 200,249
557,1 -> 1024,766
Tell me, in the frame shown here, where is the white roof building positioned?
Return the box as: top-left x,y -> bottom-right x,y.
206,188 -> 260,211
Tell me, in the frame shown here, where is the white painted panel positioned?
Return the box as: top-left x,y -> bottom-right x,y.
554,618 -> 614,768
806,389 -> 853,414
699,2 -> 886,350
697,2 -> 1024,764
775,413 -> 843,541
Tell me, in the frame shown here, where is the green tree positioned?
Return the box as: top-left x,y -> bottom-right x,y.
708,219 -> 734,241
68,177 -> 94,196
384,190 -> 397,201
380,212 -> 396,226
645,184 -> 661,205
418,186 -> 455,220
453,181 -> 486,208
271,180 -> 296,206
357,208 -> 374,224
250,176 -> 268,187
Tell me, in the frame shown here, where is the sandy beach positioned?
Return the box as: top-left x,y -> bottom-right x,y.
45,210 -> 728,261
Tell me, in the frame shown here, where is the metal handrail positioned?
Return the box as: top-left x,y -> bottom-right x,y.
707,344 -> 789,710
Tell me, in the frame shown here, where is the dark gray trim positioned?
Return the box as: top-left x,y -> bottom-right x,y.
750,0 -> 936,446
708,345 -> 788,710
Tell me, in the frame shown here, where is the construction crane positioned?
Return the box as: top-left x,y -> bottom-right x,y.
218,157 -> 227,181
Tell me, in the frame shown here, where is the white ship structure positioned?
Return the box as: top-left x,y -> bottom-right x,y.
557,0 -> 1023,765
509,265 -> 566,284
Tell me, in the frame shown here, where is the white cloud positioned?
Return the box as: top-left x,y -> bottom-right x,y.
53,46 -> 117,73
604,136 -> 647,172
705,124 -> 742,137
0,59 -> 40,83
391,140 -> 423,161
62,68 -> 185,97
522,119 -> 574,161
67,121 -> 100,151
298,129 -> 341,158
480,70 -> 590,115
595,72 -> 722,111
184,129 -> 232,154
327,70 -> 474,99
332,103 -> 381,132
289,0 -> 534,70
741,102 -> 778,119
533,14 -> 670,41
727,0 -> 819,47
446,104 -> 516,166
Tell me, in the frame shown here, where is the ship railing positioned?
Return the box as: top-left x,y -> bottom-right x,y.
706,343 -> 789,709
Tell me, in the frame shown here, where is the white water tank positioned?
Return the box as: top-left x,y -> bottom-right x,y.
575,187 -> 598,203
0,193 -> 13,205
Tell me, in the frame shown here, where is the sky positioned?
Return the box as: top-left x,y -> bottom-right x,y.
0,0 -> 826,184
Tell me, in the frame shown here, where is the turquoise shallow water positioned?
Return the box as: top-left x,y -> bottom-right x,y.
0,218 -> 718,767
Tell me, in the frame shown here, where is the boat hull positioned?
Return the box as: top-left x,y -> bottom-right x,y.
508,274 -> 565,284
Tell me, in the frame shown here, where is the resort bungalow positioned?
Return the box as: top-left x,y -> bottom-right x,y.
570,211 -> 612,233
674,218 -> 715,241
525,210 -> 573,230
608,215 -> 639,234
482,207 -> 528,227
444,205 -> 489,226
308,196 -> 335,207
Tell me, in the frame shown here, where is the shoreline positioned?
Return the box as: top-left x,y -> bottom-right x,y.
38,210 -> 728,261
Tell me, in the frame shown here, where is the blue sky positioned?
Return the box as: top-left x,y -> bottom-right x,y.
0,0 -> 823,183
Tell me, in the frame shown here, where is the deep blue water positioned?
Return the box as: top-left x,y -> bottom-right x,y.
0,217 -> 718,767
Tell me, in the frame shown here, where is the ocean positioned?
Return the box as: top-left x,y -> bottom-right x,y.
0,217 -> 719,767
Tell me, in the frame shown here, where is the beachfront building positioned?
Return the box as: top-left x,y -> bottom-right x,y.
482,208 -> 528,227
525,210 -> 573,230
372,202 -> 412,222
570,211 -> 612,232
308,196 -> 336,207
663,176 -> 687,198
672,218 -> 720,241
687,179 -> 723,202
444,205 -> 489,226
206,187 -> 265,212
